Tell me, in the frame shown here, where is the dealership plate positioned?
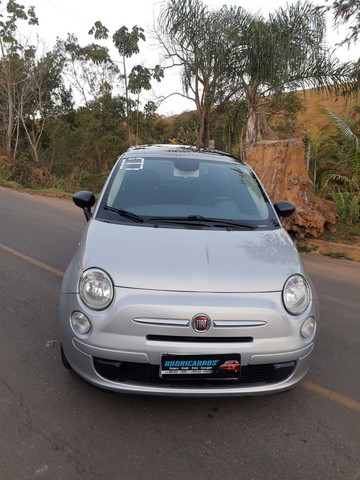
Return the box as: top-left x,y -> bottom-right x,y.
160,354 -> 241,380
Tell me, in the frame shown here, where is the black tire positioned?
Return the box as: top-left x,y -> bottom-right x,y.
61,345 -> 72,370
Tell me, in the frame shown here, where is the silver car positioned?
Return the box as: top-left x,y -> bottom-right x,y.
59,144 -> 318,396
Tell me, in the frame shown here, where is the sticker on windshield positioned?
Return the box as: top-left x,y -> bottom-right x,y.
120,157 -> 144,170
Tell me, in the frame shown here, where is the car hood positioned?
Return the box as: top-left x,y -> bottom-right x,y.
78,220 -> 303,293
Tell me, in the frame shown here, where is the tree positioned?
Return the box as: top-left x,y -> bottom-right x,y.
89,22 -> 163,146
15,47 -> 69,163
327,0 -> 360,90
266,92 -> 305,140
320,107 -> 359,192
314,107 -> 360,224
56,34 -> 119,107
158,0 -> 355,154
0,0 -> 38,158
157,0 -> 250,148
329,0 -> 360,45
73,93 -> 128,173
226,1 -> 356,153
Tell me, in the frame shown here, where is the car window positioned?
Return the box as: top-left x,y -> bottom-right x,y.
98,156 -> 278,228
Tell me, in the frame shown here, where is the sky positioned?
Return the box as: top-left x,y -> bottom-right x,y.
10,0 -> 359,115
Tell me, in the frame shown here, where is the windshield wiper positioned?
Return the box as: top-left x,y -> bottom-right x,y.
147,216 -> 208,227
148,215 -> 256,229
187,215 -> 256,229
103,205 -> 144,223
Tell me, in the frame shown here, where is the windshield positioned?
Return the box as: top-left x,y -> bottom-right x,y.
97,155 -> 279,229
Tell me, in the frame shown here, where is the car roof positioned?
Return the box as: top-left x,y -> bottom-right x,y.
122,144 -> 245,164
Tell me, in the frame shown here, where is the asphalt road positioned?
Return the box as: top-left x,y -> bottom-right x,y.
0,187 -> 359,480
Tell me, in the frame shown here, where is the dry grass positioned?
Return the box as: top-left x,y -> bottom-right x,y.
295,88 -> 358,135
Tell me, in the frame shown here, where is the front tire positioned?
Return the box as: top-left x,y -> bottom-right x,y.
61,345 -> 72,370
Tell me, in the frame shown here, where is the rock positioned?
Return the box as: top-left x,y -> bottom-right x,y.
246,140 -> 337,239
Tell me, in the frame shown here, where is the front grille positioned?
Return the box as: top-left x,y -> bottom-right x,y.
93,357 -> 296,388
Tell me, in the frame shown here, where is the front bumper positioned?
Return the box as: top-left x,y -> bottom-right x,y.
59,287 -> 318,396
67,337 -> 313,396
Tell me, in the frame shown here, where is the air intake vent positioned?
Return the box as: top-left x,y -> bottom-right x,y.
146,335 -> 253,343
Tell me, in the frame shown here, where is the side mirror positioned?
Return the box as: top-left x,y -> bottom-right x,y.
274,201 -> 295,219
73,191 -> 96,221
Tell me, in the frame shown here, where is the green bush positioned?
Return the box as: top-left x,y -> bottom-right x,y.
56,170 -> 108,194
0,163 -> 15,183
332,190 -> 360,225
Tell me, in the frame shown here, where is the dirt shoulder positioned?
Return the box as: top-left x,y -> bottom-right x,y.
298,238 -> 360,262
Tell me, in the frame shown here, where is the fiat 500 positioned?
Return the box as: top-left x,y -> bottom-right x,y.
59,144 -> 318,396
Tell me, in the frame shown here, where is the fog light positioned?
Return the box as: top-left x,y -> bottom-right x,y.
301,317 -> 316,340
71,311 -> 91,335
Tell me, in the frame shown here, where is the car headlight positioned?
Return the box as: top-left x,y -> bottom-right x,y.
79,268 -> 114,310
282,274 -> 310,315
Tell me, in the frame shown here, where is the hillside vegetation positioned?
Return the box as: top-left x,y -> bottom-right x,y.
295,88 -> 358,134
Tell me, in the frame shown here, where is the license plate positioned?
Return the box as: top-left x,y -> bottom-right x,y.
160,354 -> 241,380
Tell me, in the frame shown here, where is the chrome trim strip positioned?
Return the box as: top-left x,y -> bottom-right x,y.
133,318 -> 190,327
213,320 -> 267,327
